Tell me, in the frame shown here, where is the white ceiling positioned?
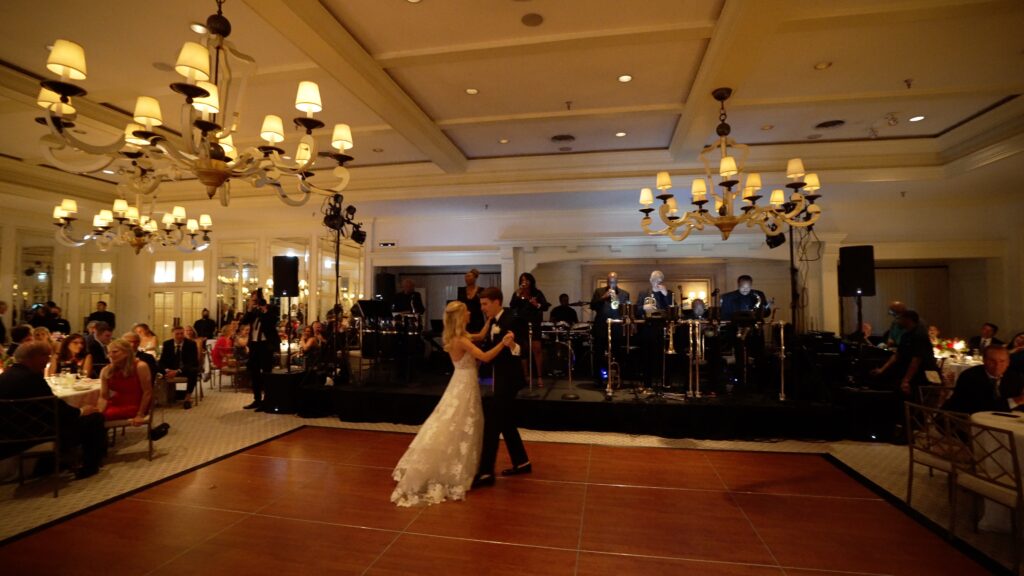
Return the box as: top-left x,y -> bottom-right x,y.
0,0 -> 1022,239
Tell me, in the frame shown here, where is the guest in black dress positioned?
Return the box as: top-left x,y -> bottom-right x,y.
510,272 -> 550,387
46,333 -> 92,377
457,268 -> 486,333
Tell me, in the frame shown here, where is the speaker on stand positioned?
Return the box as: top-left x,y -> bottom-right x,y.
838,246 -> 876,338
273,256 -> 300,372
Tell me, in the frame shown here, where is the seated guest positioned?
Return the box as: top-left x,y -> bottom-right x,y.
28,305 -> 50,328
183,324 -> 205,366
6,324 -> 33,357
99,339 -> 152,424
211,323 -> 238,369
967,322 -> 1003,353
158,326 -> 200,410
943,346 -> 1024,414
927,325 -> 941,347
31,326 -> 57,354
299,325 -> 322,369
0,341 -> 106,479
87,322 -> 113,378
847,322 -> 874,346
47,333 -> 92,377
1008,331 -> 1024,375
234,325 -> 251,364
122,332 -> 158,380
132,323 -> 159,356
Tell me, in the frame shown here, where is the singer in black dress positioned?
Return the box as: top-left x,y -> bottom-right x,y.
509,272 -> 550,388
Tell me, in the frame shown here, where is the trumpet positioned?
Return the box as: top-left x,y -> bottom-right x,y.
609,288 -> 620,310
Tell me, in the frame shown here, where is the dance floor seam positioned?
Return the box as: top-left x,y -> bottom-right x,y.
0,426 -> 1006,576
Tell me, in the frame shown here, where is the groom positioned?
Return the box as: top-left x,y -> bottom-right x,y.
473,287 -> 531,487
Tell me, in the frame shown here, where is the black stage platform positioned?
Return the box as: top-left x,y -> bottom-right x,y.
329,373 -> 847,440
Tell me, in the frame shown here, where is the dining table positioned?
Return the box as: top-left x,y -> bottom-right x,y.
940,357 -> 983,387
45,376 -> 102,409
970,410 -> 1024,533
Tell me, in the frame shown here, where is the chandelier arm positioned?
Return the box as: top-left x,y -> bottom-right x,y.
266,180 -> 311,207
640,217 -> 670,236
39,139 -> 116,174
44,112 -> 125,157
54,225 -> 86,247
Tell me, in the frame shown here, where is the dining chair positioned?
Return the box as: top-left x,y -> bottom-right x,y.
904,402 -> 970,509
949,417 -> 1023,573
104,392 -> 157,461
0,395 -> 62,497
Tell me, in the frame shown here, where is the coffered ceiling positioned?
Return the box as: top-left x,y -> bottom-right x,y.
0,0 -> 1021,220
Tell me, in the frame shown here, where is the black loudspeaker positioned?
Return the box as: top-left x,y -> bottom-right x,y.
838,245 -> 876,297
375,272 -> 396,301
272,256 -> 300,297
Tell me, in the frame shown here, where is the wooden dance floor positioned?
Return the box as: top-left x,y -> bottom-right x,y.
0,427 -> 997,575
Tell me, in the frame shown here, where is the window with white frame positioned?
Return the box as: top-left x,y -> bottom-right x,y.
80,262 -> 112,284
154,261 -> 177,283
183,259 -> 205,283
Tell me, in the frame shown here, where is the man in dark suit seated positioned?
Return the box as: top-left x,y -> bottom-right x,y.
966,322 -> 1004,354
0,341 -> 106,479
943,346 -> 1024,414
158,326 -> 201,410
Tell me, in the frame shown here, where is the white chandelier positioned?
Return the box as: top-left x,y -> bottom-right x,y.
36,0 -> 356,208
639,88 -> 822,242
52,198 -> 213,254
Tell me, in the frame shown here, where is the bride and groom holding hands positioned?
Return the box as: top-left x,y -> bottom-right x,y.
391,287 -> 532,507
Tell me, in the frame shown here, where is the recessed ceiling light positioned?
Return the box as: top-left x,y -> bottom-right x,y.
372,148 -> 384,153
558,146 -> 572,152
761,124 -> 774,131
806,134 -> 823,140
618,74 -> 633,83
813,61 -> 832,70
465,88 -> 479,95
189,22 -> 208,34
498,138 -> 510,144
102,169 -> 115,174
615,132 -> 626,138
406,0 -> 422,3
909,115 -> 926,122
521,13 -> 544,27
815,119 -> 846,129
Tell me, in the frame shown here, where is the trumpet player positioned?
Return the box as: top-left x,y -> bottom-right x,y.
637,270 -> 675,390
589,272 -> 630,387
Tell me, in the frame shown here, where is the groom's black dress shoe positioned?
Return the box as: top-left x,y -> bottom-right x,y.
501,463 -> 532,476
471,474 -> 495,489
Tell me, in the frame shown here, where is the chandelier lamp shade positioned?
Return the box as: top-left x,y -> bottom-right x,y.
52,196 -> 213,254
639,88 -> 822,242
35,0 -> 356,209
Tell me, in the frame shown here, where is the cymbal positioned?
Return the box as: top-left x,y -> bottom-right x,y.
568,301 -> 588,306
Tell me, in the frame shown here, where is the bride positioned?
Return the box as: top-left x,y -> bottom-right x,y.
391,300 -> 513,507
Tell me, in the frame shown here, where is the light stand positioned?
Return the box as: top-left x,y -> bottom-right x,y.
320,180 -> 365,384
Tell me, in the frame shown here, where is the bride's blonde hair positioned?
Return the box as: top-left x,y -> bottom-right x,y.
442,301 -> 468,352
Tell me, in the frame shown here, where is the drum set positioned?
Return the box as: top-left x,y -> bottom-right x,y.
539,321 -> 594,399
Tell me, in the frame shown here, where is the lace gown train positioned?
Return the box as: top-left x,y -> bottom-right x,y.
391,352 -> 483,507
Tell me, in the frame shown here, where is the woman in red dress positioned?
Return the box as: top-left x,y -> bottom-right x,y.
98,338 -> 153,425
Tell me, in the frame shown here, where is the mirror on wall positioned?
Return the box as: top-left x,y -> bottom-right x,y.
15,232 -> 56,327
216,241 -> 258,325
318,235 -> 364,321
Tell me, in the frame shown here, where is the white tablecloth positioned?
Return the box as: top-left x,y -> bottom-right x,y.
970,411 -> 1024,532
46,377 -> 102,409
941,358 -> 982,387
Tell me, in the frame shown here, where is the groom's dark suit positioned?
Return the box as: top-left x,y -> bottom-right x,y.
478,308 -> 530,476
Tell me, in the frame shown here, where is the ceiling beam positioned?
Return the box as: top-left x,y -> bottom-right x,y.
668,0 -> 789,162
375,22 -> 715,68
436,103 -> 685,127
242,0 -> 467,173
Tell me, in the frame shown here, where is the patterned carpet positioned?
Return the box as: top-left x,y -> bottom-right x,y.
0,387 -> 1018,572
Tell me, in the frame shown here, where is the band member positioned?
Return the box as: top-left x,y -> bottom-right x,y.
510,273 -> 550,388
589,272 -> 630,387
637,270 -> 674,390
549,294 -> 579,325
719,275 -> 770,321
457,268 -> 486,333
393,278 -> 425,315
719,275 -> 769,388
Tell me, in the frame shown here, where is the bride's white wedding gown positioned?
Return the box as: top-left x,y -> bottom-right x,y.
391,350 -> 484,507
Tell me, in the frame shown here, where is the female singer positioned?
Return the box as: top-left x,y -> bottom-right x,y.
457,268 -> 486,333
509,272 -> 550,388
